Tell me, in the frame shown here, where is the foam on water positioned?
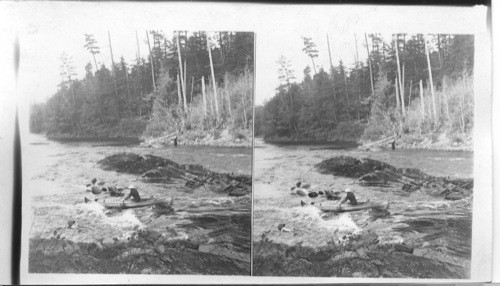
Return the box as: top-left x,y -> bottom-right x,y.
413,201 -> 452,210
75,203 -> 144,230
257,205 -> 362,243
189,197 -> 235,206
46,202 -> 144,230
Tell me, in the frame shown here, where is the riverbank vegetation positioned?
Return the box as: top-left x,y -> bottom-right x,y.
255,34 -> 473,150
29,31 -> 253,146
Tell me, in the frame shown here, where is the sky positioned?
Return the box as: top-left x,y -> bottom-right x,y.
19,28 -> 173,104
7,2 -> 485,108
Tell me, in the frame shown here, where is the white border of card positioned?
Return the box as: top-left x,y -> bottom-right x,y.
0,1 -> 492,284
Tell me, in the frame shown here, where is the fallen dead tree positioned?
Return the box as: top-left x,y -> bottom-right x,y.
141,132 -> 178,146
359,135 -> 396,150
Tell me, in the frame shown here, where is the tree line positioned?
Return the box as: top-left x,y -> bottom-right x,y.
255,34 -> 474,143
30,31 -> 254,139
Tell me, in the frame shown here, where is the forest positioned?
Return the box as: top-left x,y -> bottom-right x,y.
29,31 -> 254,144
255,34 -> 474,149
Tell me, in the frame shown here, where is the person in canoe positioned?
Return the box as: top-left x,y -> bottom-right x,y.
122,185 -> 141,202
339,188 -> 358,206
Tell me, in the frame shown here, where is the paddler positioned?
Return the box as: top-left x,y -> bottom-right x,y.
339,188 -> 358,206
122,185 -> 141,202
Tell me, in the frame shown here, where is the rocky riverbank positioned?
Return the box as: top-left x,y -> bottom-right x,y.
254,229 -> 468,278
30,219 -> 250,275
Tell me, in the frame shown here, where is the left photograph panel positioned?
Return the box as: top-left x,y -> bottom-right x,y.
20,30 -> 253,275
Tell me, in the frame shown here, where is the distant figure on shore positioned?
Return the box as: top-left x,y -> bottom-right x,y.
391,139 -> 396,150
123,185 -> 141,202
339,188 -> 358,206
173,136 -> 178,147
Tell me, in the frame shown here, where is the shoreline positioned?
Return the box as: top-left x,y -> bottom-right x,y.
259,136 -> 472,152
40,133 -> 252,149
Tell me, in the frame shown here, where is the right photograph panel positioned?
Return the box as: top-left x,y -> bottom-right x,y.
253,32 -> 474,278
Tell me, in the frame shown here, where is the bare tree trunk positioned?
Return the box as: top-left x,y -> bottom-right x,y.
145,31 -> 156,91
177,74 -> 182,107
326,33 -> 336,98
135,31 -> 141,63
310,57 -> 317,75
344,71 -> 350,121
190,76 -> 194,103
177,32 -> 187,112
207,35 -> 219,122
241,89 -> 247,129
327,34 -> 334,74
92,54 -> 98,72
201,76 -> 207,117
419,80 -> 425,119
424,34 -> 437,123
408,79 -> 412,107
394,35 -> 405,117
125,67 -> 132,116
135,31 -> 143,119
364,33 -> 374,95
219,32 -> 225,65
402,63 -> 405,102
354,33 -> 359,63
400,63 -> 406,116
183,60 -> 187,106
437,34 -> 443,68
395,77 -> 400,110
459,93 -> 465,133
108,31 -> 119,98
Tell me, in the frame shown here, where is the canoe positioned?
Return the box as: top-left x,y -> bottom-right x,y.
86,196 -> 173,209
315,201 -> 389,213
104,197 -> 173,209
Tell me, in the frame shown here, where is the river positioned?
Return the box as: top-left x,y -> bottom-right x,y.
24,133 -> 252,273
253,138 -> 473,277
